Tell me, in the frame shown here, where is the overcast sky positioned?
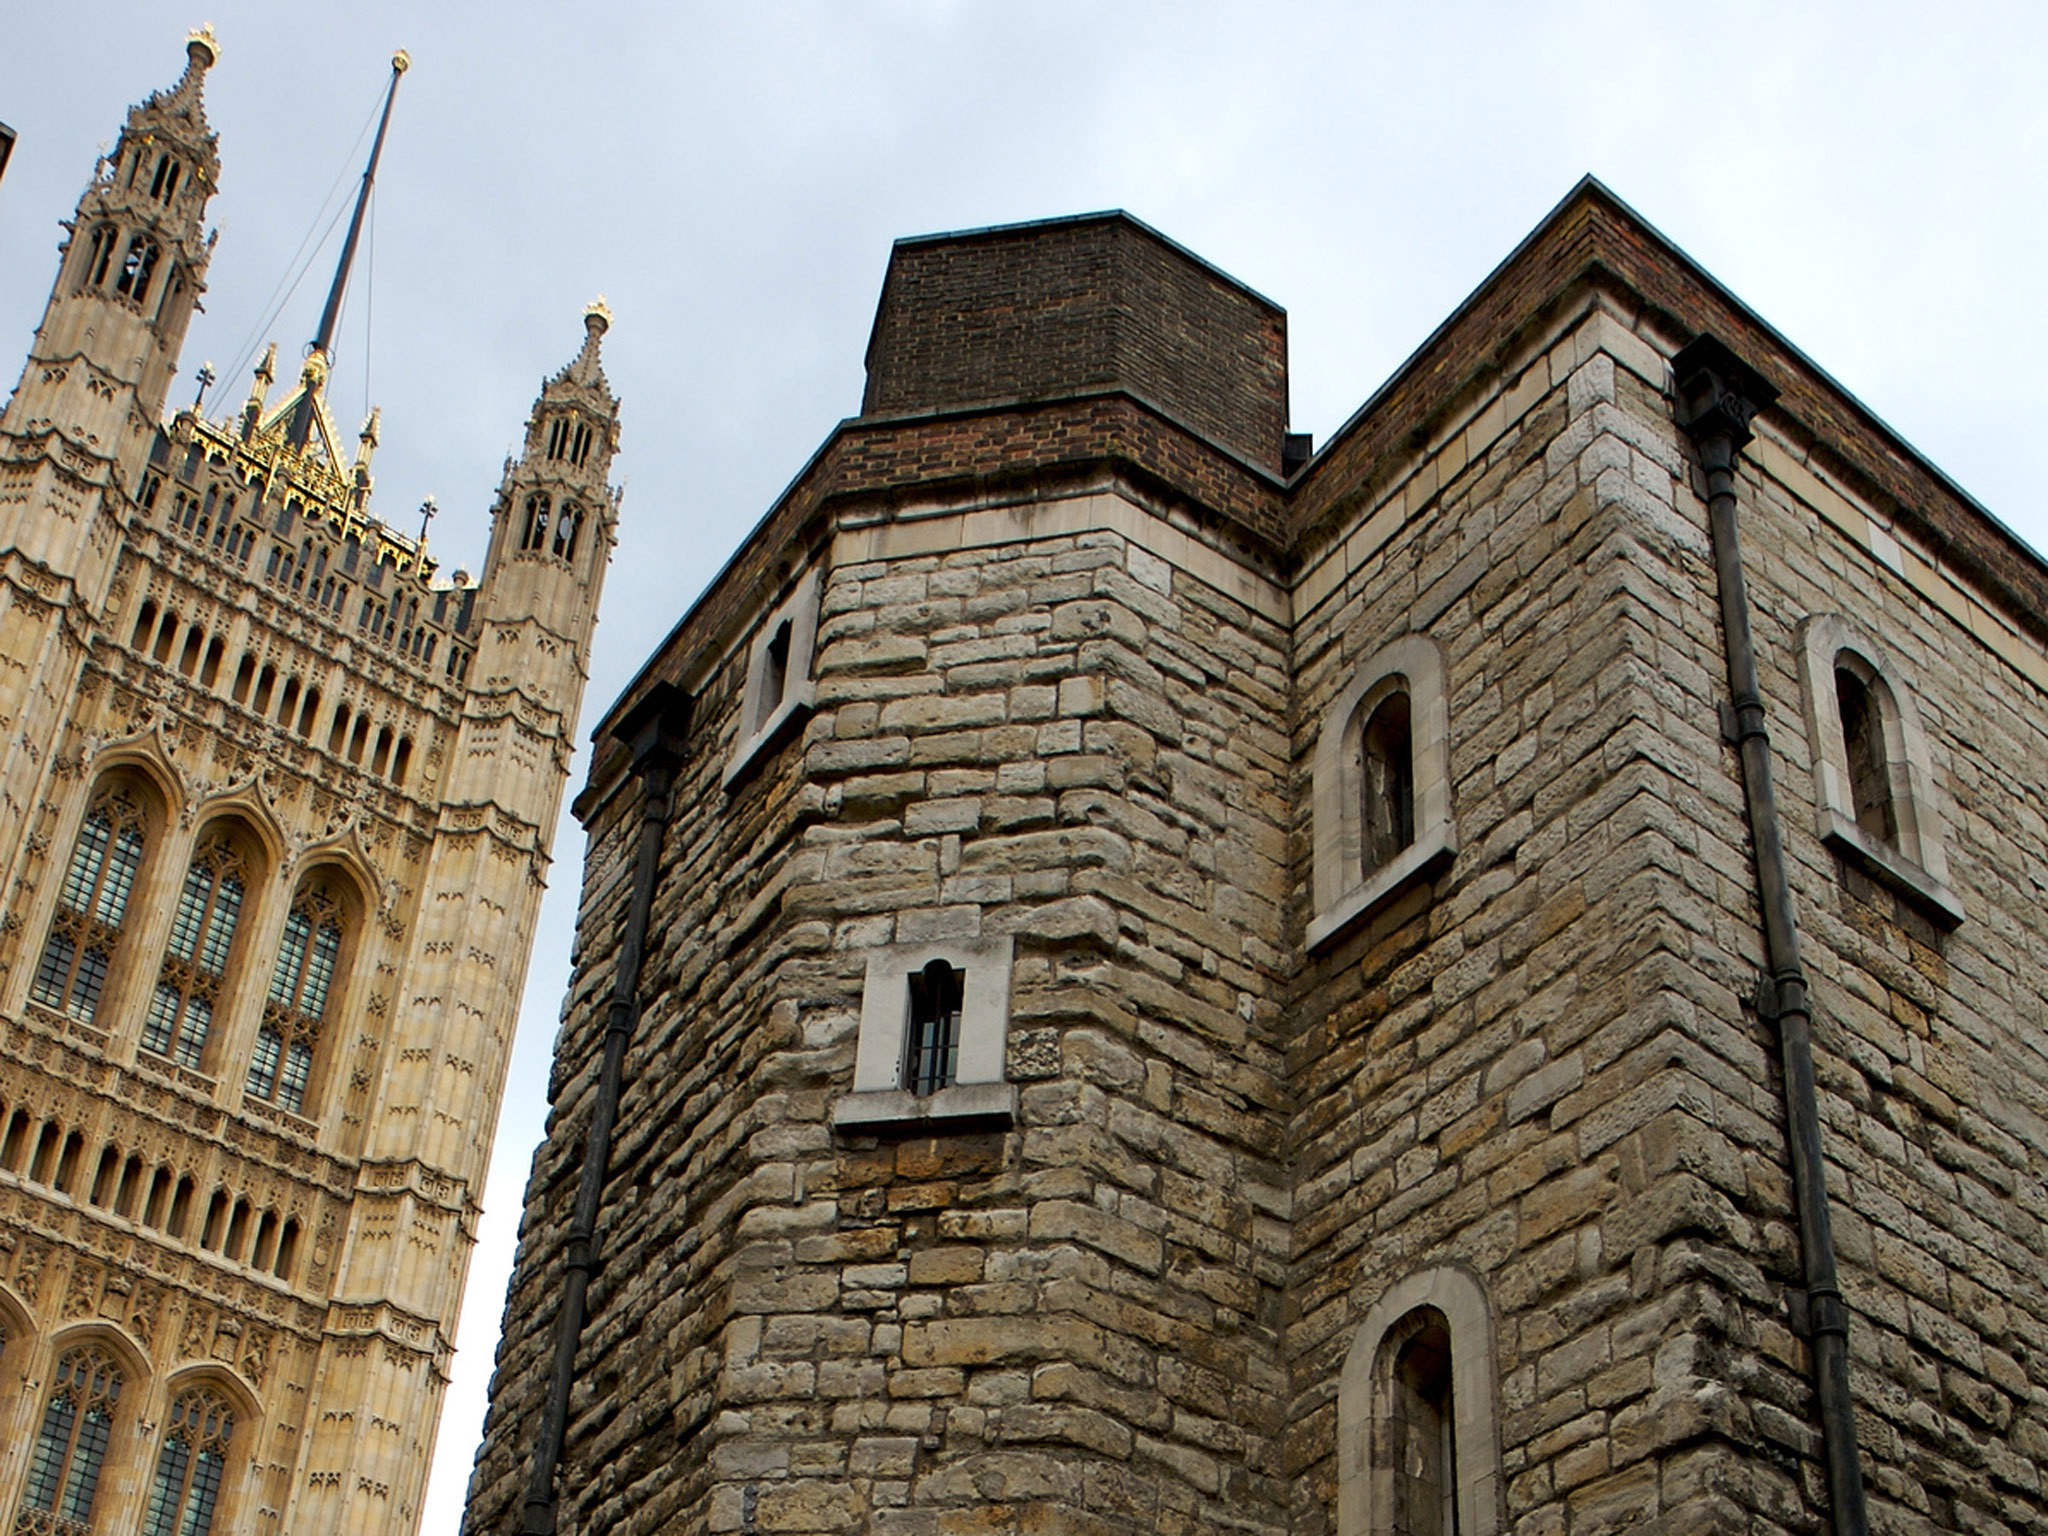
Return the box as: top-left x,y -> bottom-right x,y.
3,3 -> 2044,1527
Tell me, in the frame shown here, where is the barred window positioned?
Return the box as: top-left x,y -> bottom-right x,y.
248,886 -> 343,1114
905,959 -> 964,1096
141,1387 -> 234,1536
32,791 -> 148,1024
19,1346 -> 124,1530
142,835 -> 248,1070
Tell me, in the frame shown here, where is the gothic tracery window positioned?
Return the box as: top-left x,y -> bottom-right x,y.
552,501 -> 582,561
115,234 -> 161,303
19,1346 -> 125,1531
141,1386 -> 235,1536
79,225 -> 118,290
521,492 -> 551,552
141,833 -> 248,1070
249,885 -> 343,1115
32,789 -> 148,1025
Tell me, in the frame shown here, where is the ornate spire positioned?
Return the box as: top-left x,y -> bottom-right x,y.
286,49 -> 408,450
559,297 -> 612,390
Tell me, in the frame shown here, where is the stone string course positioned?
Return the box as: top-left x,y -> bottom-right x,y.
468,194 -> 2048,1536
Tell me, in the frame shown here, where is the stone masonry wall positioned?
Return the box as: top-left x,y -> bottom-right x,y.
472,196 -> 2048,1536
471,504 -> 1302,1536
1732,415 -> 2048,1535
1283,297 -> 1821,1536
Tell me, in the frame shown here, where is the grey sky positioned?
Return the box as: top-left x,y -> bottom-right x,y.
3,3 -> 2044,1527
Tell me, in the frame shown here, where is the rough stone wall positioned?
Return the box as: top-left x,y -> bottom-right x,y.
1283,297 -> 1808,1536
469,509 -> 1300,1536
1731,418 -> 2048,1535
473,191 -> 2048,1536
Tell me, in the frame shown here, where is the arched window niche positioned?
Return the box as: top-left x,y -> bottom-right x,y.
140,820 -> 265,1074
1795,615 -> 1962,927
17,1337 -> 140,1534
141,1375 -> 248,1536
30,773 -> 166,1029
1309,633 -> 1456,951
1338,1266 -> 1501,1536
246,872 -> 357,1120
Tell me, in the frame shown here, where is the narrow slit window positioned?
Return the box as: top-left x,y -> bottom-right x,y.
1835,663 -> 1897,846
757,620 -> 793,734
904,959 -> 965,1097
1360,689 -> 1416,878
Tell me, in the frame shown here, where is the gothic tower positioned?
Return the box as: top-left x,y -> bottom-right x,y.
0,36 -> 615,1536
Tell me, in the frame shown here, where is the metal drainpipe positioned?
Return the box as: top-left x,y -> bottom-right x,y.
522,681 -> 690,1536
1673,335 -> 1869,1536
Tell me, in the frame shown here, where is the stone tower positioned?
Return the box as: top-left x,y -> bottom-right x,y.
0,34 -> 616,1536
469,195 -> 2048,1536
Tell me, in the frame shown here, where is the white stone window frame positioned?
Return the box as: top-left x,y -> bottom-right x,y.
1338,1265 -> 1502,1536
1308,633 -> 1457,952
722,564 -> 823,789
1796,614 -> 1963,927
831,934 -> 1017,1132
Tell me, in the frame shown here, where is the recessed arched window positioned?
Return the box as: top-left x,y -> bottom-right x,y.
521,492 -> 552,552
32,786 -> 150,1024
141,830 -> 251,1070
20,1345 -> 125,1530
1359,688 -> 1416,878
115,234 -> 160,303
1339,1268 -> 1500,1536
1797,615 -> 1962,925
1834,663 -> 1897,845
1310,634 -> 1456,951
249,883 -> 346,1115
141,1385 -> 234,1536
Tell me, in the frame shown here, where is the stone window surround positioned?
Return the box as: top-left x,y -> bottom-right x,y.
1796,613 -> 1963,926
1308,633 -> 1456,952
722,563 -> 823,789
1338,1265 -> 1502,1536
832,935 -> 1016,1132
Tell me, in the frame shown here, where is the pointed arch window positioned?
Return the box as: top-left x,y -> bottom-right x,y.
552,501 -> 582,561
1309,634 -> 1456,951
78,225 -> 119,291
1797,615 -> 1963,926
19,1345 -> 125,1531
520,492 -> 551,552
1339,1269 -> 1501,1536
32,789 -> 148,1024
142,833 -> 249,1070
115,234 -> 161,304
249,885 -> 344,1115
141,1386 -> 234,1536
